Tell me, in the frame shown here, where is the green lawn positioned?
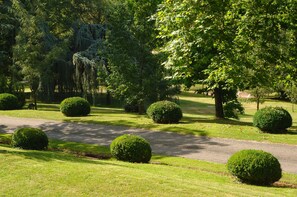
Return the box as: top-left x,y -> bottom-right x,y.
1,92 -> 297,144
0,139 -> 297,196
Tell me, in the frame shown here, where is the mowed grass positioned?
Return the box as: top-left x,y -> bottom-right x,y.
0,142 -> 297,196
1,92 -> 297,144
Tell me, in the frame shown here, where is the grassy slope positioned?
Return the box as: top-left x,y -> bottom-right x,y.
0,143 -> 297,196
0,92 -> 297,144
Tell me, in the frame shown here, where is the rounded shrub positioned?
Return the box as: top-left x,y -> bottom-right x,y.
60,97 -> 91,117
227,149 -> 282,185
147,101 -> 182,124
0,93 -> 19,110
12,127 -> 48,150
253,107 -> 292,133
110,134 -> 152,163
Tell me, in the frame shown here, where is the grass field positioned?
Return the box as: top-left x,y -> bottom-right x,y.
0,137 -> 297,196
0,92 -> 296,145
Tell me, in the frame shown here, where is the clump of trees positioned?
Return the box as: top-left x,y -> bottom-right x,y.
1,0 -> 297,118
155,0 -> 297,118
0,0 -> 177,113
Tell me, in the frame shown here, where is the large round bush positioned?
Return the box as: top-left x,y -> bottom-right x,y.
227,150 -> 282,185
147,101 -> 182,124
12,128 -> 48,150
110,134 -> 152,163
0,93 -> 19,110
60,97 -> 91,117
253,107 -> 292,133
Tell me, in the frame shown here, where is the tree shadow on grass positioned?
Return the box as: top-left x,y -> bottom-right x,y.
181,117 -> 254,127
0,146 -> 123,167
0,125 -> 8,133
285,126 -> 297,135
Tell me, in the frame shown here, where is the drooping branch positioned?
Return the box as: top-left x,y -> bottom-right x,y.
72,24 -> 106,104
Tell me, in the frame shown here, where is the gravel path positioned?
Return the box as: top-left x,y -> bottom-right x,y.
1,116 -> 296,174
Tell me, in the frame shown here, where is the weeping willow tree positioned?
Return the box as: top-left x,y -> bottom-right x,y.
73,24 -> 106,105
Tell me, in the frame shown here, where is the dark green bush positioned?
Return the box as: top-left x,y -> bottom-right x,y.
124,102 -> 139,113
223,100 -> 244,120
147,101 -> 182,124
110,134 -> 152,163
253,107 -> 292,133
12,128 -> 48,150
0,93 -> 19,110
60,97 -> 91,117
14,92 -> 26,109
227,149 -> 282,185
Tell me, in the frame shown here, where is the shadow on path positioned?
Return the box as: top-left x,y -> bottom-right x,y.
32,122 -> 228,157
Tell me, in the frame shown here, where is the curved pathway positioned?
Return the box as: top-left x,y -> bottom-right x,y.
0,116 -> 296,174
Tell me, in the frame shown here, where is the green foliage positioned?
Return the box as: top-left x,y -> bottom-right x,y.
124,101 -> 139,113
0,93 -> 19,110
223,100 -> 244,120
11,127 -> 48,150
147,101 -> 182,124
285,84 -> 297,111
253,107 -> 292,133
110,134 -> 151,163
227,150 -> 282,185
60,97 -> 91,117
14,91 -> 26,108
103,0 -> 171,113
250,87 -> 272,110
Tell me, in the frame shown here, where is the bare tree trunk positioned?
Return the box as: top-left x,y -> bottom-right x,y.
106,90 -> 111,105
214,87 -> 224,119
257,98 -> 260,111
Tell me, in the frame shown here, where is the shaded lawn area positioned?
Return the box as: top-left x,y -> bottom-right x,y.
1,92 -> 297,144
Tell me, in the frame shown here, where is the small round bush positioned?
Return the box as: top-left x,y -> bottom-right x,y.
227,149 -> 282,185
253,107 -> 292,133
12,127 -> 48,150
147,101 -> 182,124
0,93 -> 19,110
110,134 -> 152,163
60,97 -> 91,117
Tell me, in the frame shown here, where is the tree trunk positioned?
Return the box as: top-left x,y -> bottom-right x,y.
256,98 -> 260,111
214,87 -> 224,119
138,99 -> 145,115
106,90 -> 111,105
33,91 -> 37,110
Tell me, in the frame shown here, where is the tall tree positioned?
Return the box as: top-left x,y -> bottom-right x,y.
156,0 -> 240,118
0,0 -> 19,92
103,0 -> 168,113
156,0 -> 297,118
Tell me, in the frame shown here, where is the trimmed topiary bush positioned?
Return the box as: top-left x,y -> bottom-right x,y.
12,127 -> 48,150
253,107 -> 292,133
110,134 -> 152,163
227,149 -> 282,185
60,97 -> 91,117
147,101 -> 182,124
0,93 -> 19,110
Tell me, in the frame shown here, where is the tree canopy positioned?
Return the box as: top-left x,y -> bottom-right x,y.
1,0 -> 297,118
156,0 -> 297,118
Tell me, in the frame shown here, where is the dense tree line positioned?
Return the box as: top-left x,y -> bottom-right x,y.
156,0 -> 297,118
1,0 -> 297,117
